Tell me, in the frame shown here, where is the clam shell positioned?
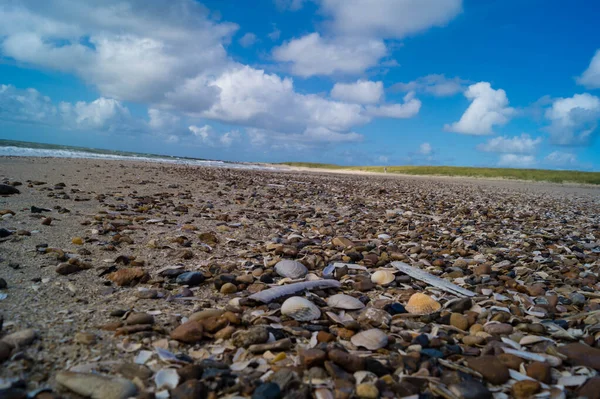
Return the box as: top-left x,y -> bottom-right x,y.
405,293 -> 441,315
155,368 -> 179,390
370,270 -> 395,285
275,260 -> 308,279
351,328 -> 388,350
281,296 -> 321,321
327,294 -> 365,310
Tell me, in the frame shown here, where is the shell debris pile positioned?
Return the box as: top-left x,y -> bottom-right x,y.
0,157 -> 599,399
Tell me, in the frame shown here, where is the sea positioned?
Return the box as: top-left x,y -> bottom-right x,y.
0,139 -> 276,171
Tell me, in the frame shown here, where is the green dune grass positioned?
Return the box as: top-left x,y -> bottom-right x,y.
279,163 -> 600,185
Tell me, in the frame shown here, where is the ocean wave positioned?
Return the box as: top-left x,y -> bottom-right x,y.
0,146 -> 276,171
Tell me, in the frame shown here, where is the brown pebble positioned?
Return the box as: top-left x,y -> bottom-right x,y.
497,353 -> 523,370
512,380 -> 541,399
74,332 -> 97,345
170,321 -> 204,343
466,356 -> 510,385
450,313 -> 469,331
526,361 -> 551,384
299,348 -> 327,368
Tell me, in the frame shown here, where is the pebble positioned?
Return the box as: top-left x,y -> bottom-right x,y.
466,356 -> 510,385
299,348 -> 327,368
450,313 -> 469,330
74,332 -> 97,345
526,361 -> 551,383
252,382 -> 281,399
107,268 -> 149,286
483,323 -> 513,335
558,343 -> 600,370
170,321 -> 204,343
512,380 -> 541,399
2,329 -> 37,347
579,377 -> 600,399
0,341 -> 11,362
448,381 -> 492,399
0,184 -> 19,194
220,282 -> 237,294
171,379 -> 205,399
356,383 -> 379,399
56,371 -> 137,399
176,272 -> 205,286
0,278 -> 6,289
232,326 -> 269,348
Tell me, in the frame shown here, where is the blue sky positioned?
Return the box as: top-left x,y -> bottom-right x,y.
1,0 -> 599,170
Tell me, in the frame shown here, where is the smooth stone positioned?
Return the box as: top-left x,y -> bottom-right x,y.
0,184 -> 20,195
125,312 -> 154,325
356,383 -> 379,399
558,343 -> 600,370
2,329 -> 37,347
497,353 -> 523,370
171,379 -> 205,399
252,383 -> 281,399
512,380 -> 541,399
526,361 -> 551,384
483,323 -> 513,335
0,341 -> 11,362
177,365 -> 204,382
56,371 -> 137,399
74,332 -> 97,345
176,272 -> 205,286
115,363 -> 153,380
328,349 -> 365,372
220,283 -> 237,294
462,335 -> 485,346
448,298 -> 472,313
570,292 -> 586,306
466,356 -> 509,385
170,321 -> 204,343
299,348 -> 326,368
579,377 -> 600,399
450,313 -> 469,331
449,381 -> 492,399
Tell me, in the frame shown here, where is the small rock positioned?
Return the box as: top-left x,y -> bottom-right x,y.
56,371 -> 137,399
171,379 -> 205,399
214,326 -> 236,340
448,298 -> 472,313
328,349 -> 365,372
558,343 -> 600,370
2,329 -> 37,347
0,184 -> 20,195
570,292 -> 586,306
579,377 -> 600,399
450,313 -> 469,331
252,382 -> 281,399
220,282 -> 237,294
299,348 -> 326,368
232,326 -> 269,348
449,380 -> 492,399
526,361 -> 551,383
107,268 -> 149,286
0,278 -> 6,289
41,217 -> 52,226
466,356 -> 509,385
497,353 -> 523,370
74,332 -> 97,345
125,312 -> 154,326
317,331 -> 335,343
0,341 -> 11,362
474,264 -> 492,276
170,321 -> 204,343
462,335 -> 485,346
176,272 -> 205,286
0,228 -> 12,238
512,380 -> 541,399
72,237 -> 84,245
115,363 -> 153,380
356,384 -> 379,399
357,308 -> 391,328
483,323 -> 513,335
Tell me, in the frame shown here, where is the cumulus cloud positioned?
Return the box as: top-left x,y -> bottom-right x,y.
273,33 -> 387,77
477,134 -> 542,154
545,151 -> 577,167
577,49 -> 600,89
365,92 -> 421,119
392,74 -> 469,97
238,33 -> 257,48
273,0 -> 462,77
189,125 -> 240,147
330,80 -> 384,104
59,98 -> 138,132
419,142 -> 433,155
445,82 -> 514,135
0,84 -> 58,125
544,93 -> 600,145
497,154 -> 536,168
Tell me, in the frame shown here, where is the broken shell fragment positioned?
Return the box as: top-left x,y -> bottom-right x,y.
326,294 -> 365,310
281,296 -> 321,321
351,328 -> 388,350
405,293 -> 441,315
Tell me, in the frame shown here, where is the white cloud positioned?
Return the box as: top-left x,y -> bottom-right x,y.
59,97 -> 136,132
477,134 -> 542,154
497,154 -> 536,168
220,130 -> 240,146
148,108 -> 180,131
331,80 -> 384,104
545,151 -> 577,167
189,125 -> 213,141
189,125 -> 240,147
0,84 -> 58,125
239,33 -> 257,48
544,93 -> 600,145
273,33 -> 387,77
577,49 -> 600,89
268,25 -> 281,41
365,92 -> 421,119
318,0 -> 462,39
392,74 -> 469,97
445,82 -> 514,135
419,142 -> 432,155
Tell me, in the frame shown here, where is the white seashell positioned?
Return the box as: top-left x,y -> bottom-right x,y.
315,388 -> 335,399
502,347 -> 546,362
155,368 -> 180,390
557,375 -> 588,386
354,371 -> 378,385
377,234 -> 391,241
326,311 -> 355,326
519,335 -> 554,346
134,350 -> 153,364
327,294 -> 365,310
275,260 -> 308,279
281,297 -> 321,321
370,270 -> 395,285
117,341 -> 142,353
350,329 -> 388,350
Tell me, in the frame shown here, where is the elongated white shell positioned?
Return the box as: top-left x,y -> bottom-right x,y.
281,296 -> 321,321
371,270 -> 395,285
275,260 -> 308,279
327,294 -> 365,310
351,328 -> 388,350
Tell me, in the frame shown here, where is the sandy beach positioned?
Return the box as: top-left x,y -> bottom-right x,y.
1,156 -> 600,398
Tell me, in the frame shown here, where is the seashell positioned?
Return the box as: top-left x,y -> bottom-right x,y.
281,297 -> 321,321
405,293 -> 441,315
351,328 -> 388,350
249,280 -> 341,303
134,350 -> 153,364
189,309 -> 224,322
326,311 -> 355,326
370,270 -> 395,285
354,371 -> 378,385
519,335 -> 554,346
275,260 -> 308,279
155,368 -> 179,390
117,340 -> 142,352
315,388 -> 334,399
327,294 -> 365,310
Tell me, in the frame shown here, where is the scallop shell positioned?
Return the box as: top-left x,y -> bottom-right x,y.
350,328 -> 388,350
275,260 -> 308,279
327,294 -> 365,310
371,270 -> 395,285
281,296 -> 321,321
405,293 -> 441,315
